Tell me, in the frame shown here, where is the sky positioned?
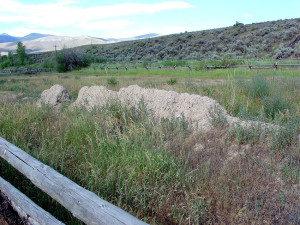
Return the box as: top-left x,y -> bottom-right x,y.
0,0 -> 299,38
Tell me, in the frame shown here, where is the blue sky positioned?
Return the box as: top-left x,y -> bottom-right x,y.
1,0 -> 299,38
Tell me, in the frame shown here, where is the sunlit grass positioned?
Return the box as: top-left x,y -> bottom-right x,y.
0,70 -> 299,224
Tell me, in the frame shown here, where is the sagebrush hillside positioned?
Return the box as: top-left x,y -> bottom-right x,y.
79,18 -> 300,62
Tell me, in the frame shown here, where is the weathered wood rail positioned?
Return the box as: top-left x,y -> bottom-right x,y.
0,177 -> 64,225
95,63 -> 300,71
0,68 -> 53,75
0,137 -> 148,225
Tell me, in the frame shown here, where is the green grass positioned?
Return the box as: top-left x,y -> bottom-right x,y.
167,77 -> 177,85
107,76 -> 118,86
0,70 -> 299,224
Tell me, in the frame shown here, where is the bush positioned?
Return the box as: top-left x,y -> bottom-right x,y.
208,104 -> 228,128
294,42 -> 300,57
162,60 -> 189,67
271,120 -> 299,149
56,48 -> 90,72
247,76 -> 270,98
167,78 -> 177,85
263,95 -> 291,120
228,123 -> 261,145
41,59 -> 54,68
275,43 -> 293,59
107,77 -> 118,86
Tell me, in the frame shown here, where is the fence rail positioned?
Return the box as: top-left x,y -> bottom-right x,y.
0,68 -> 53,74
0,177 -> 64,225
95,63 -> 300,71
0,137 -> 147,225
1,63 -> 300,75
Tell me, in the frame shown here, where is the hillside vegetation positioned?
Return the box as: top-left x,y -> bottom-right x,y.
1,18 -> 299,71
78,18 -> 300,62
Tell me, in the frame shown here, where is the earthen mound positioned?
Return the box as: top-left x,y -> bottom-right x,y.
37,84 -> 70,107
72,85 -> 267,131
71,86 -> 117,110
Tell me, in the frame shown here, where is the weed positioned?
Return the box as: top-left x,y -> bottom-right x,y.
271,121 -> 298,149
208,104 -> 228,128
278,190 -> 285,207
244,76 -> 270,98
228,123 -> 261,145
263,95 -> 291,120
281,157 -> 300,184
192,196 -> 209,224
107,77 -> 118,86
0,79 -> 7,85
167,77 -> 177,85
143,81 -> 157,88
184,79 -> 199,94
42,78 -> 55,86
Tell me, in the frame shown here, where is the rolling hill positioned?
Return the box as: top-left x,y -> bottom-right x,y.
0,35 -> 110,53
76,18 -> 300,61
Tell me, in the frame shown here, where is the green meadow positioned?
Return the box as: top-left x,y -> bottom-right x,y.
0,68 -> 299,224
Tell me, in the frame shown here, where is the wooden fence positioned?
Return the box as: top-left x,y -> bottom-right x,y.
0,68 -> 53,75
1,63 -> 299,75
0,137 -> 148,225
95,63 -> 300,71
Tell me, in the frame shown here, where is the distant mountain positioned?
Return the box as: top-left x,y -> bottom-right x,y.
105,33 -> 160,42
134,33 -> 159,39
0,33 -> 54,44
20,33 -> 54,41
0,33 -> 20,43
0,35 -> 110,53
106,38 -> 119,41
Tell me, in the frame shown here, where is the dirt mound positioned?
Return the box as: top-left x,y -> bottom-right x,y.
118,85 -> 228,130
37,84 -> 70,107
71,86 -> 117,110
72,85 -> 267,131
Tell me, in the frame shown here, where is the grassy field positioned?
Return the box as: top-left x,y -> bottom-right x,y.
0,68 -> 299,224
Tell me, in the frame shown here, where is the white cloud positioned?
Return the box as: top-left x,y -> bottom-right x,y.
0,0 -> 195,29
244,14 -> 250,17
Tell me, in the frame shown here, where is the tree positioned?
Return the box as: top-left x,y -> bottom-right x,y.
16,41 -> 27,65
7,51 -> 14,66
56,48 -> 90,72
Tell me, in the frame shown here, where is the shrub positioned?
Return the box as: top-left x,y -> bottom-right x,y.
0,80 -> 6,85
107,77 -> 118,86
56,48 -> 90,72
167,78 -> 177,85
271,120 -> 299,149
263,95 -> 291,120
228,123 -> 261,145
275,43 -> 293,59
41,59 -> 54,68
294,42 -> 300,57
247,76 -> 270,98
208,104 -> 228,128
